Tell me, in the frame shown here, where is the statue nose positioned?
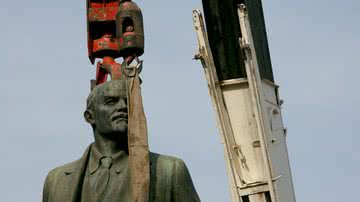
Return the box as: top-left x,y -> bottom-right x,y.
117,98 -> 127,110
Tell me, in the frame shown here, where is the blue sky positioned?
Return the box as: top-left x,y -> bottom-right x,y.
0,0 -> 359,201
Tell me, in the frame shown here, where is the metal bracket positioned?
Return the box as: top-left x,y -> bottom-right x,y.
122,57 -> 143,78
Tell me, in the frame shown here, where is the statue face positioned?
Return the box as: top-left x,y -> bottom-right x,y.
89,81 -> 128,137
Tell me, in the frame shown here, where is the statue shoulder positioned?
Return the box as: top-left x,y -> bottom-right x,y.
45,145 -> 91,183
42,158 -> 82,201
149,152 -> 190,175
149,152 -> 200,201
44,159 -> 80,183
150,152 -> 185,167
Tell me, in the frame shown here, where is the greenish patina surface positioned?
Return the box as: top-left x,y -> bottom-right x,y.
42,80 -> 200,202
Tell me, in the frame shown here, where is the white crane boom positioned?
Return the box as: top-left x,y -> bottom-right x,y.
193,3 -> 296,202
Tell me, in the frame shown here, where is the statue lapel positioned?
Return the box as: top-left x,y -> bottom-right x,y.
65,145 -> 92,202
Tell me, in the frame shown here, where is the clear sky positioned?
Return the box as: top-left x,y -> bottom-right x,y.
0,0 -> 359,201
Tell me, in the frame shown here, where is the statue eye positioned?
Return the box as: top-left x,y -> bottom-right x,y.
105,98 -> 117,105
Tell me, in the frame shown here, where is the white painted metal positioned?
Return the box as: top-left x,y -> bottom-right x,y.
249,193 -> 267,201
192,2 -> 296,202
237,4 -> 296,201
193,10 -> 242,202
237,4 -> 277,201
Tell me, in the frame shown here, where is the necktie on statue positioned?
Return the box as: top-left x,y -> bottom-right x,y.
93,157 -> 113,201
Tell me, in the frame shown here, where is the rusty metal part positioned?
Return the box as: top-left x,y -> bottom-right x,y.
92,35 -> 118,53
116,1 -> 144,57
96,61 -> 108,85
95,56 -> 123,86
122,57 -> 143,78
87,0 -> 123,63
126,25 -> 134,32
88,7 -> 118,22
87,0 -> 145,61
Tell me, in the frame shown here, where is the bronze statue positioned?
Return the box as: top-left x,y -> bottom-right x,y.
42,80 -> 200,202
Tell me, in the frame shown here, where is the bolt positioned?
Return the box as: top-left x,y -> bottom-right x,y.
273,109 -> 279,115
193,53 -> 202,60
126,26 -> 134,32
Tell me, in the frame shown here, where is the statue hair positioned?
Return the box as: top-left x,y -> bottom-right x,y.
86,79 -> 127,112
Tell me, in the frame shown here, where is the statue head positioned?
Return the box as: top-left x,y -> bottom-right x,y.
84,80 -> 128,139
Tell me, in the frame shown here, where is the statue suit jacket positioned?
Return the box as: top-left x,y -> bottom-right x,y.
43,145 -> 200,202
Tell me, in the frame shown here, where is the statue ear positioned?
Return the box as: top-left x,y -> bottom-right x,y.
84,110 -> 95,125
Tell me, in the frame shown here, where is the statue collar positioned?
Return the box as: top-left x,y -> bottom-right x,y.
88,145 -> 128,174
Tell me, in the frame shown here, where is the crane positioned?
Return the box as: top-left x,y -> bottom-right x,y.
193,1 -> 296,201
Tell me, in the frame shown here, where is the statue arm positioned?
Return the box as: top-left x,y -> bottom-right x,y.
42,174 -> 51,202
42,168 -> 58,202
172,159 -> 201,202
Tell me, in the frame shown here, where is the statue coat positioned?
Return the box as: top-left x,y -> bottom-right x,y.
42,145 -> 200,202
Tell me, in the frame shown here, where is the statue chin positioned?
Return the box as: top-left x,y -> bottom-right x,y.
95,122 -> 128,139
101,129 -> 128,142
111,122 -> 128,135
